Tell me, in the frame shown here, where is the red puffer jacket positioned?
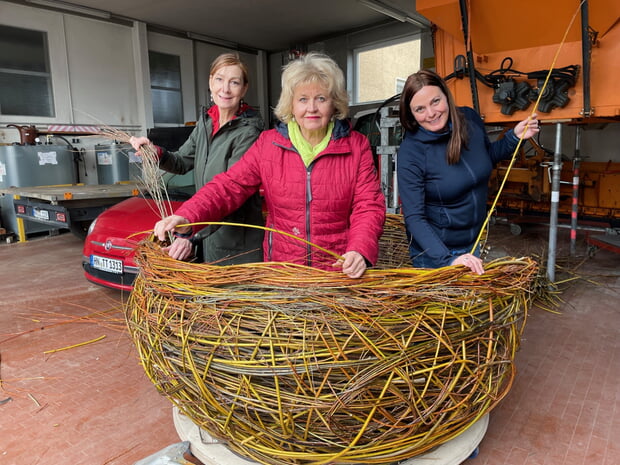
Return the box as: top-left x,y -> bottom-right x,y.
175,120 -> 386,270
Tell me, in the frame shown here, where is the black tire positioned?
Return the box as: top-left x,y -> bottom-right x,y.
69,220 -> 92,240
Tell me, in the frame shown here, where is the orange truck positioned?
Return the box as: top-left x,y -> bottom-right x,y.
416,0 -> 620,228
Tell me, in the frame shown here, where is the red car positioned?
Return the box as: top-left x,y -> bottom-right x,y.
82,173 -> 195,291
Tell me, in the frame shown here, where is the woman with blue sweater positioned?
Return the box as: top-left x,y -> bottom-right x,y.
396,69 -> 539,274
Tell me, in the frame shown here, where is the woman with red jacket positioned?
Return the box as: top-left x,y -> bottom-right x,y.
153,52 -> 386,278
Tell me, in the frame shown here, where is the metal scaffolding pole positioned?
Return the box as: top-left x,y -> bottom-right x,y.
547,123 -> 563,282
377,106 -> 401,214
570,126 -> 582,256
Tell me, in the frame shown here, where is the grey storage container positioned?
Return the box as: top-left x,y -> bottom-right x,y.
95,143 -> 141,184
0,144 -> 76,235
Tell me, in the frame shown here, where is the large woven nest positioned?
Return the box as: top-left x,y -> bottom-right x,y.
126,215 -> 539,465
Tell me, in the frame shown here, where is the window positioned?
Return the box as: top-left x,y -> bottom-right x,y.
149,51 -> 183,125
0,25 -> 54,117
354,38 -> 421,104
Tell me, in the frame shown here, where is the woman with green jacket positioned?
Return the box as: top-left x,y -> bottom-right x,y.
130,52 -> 264,265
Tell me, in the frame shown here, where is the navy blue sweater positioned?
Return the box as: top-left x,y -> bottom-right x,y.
396,107 -> 519,268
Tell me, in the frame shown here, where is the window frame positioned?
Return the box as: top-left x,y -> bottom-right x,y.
0,3 -> 71,124
149,50 -> 184,126
146,32 -> 195,128
352,35 -> 421,105
0,25 -> 55,117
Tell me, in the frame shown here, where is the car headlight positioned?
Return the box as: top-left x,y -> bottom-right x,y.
86,218 -> 98,237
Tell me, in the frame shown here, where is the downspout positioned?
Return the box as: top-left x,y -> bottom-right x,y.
458,0 -> 480,113
581,0 -> 593,118
547,123 -> 563,282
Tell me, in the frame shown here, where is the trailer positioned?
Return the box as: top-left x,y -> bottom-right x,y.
0,183 -> 142,242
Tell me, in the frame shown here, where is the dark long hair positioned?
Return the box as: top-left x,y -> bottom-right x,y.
399,69 -> 468,165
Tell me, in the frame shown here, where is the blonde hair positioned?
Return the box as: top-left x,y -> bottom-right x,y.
209,52 -> 250,85
274,52 -> 349,123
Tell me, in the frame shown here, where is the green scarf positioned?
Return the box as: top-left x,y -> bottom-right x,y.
288,121 -> 334,167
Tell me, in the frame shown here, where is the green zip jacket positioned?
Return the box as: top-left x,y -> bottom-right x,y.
158,106 -> 265,265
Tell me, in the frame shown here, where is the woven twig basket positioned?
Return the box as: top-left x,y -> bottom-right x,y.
126,217 -> 538,465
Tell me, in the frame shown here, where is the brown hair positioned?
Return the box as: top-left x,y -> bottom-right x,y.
210,52 -> 250,85
399,69 -> 468,165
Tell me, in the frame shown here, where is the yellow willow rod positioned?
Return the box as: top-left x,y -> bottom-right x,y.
471,0 -> 585,253
44,335 -> 106,354
128,221 -> 345,261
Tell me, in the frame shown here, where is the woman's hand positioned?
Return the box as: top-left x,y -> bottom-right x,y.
129,136 -> 152,155
452,253 -> 484,275
334,251 -> 367,278
513,113 -> 540,140
163,237 -> 194,261
153,215 -> 190,242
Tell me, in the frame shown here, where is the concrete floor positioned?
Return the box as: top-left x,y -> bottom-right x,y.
0,224 -> 618,465
0,233 -> 178,465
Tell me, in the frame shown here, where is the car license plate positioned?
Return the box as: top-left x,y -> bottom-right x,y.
33,208 -> 50,220
90,255 -> 123,274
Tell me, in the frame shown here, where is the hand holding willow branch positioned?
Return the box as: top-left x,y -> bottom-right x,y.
153,214 -> 191,241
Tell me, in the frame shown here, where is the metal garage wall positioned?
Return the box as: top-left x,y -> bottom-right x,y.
63,15 -> 139,129
0,1 -> 264,143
